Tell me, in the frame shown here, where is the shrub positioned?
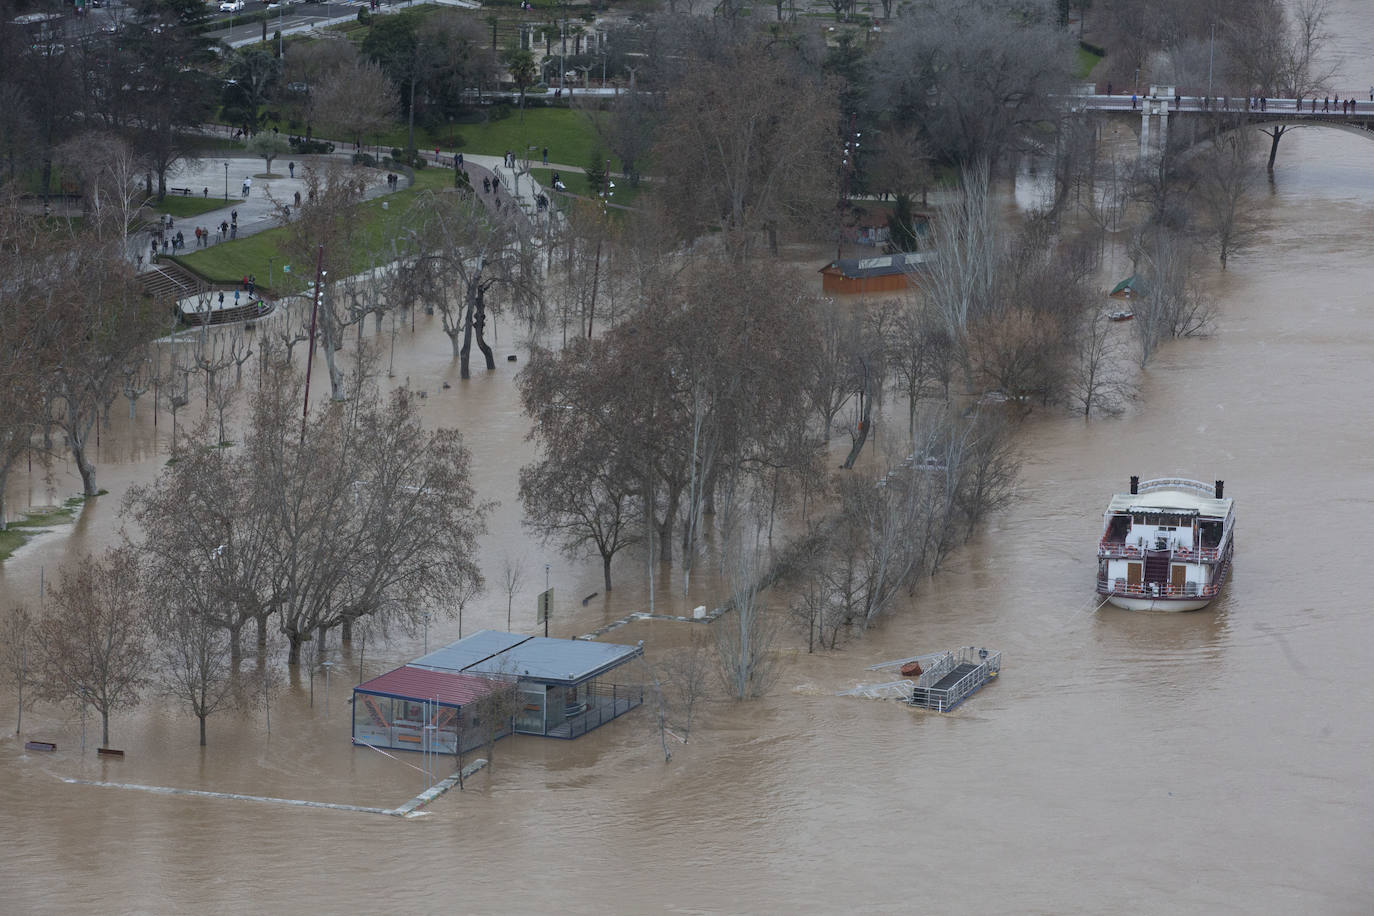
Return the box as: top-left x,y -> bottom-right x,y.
357,6 -> 370,23
290,137 -> 335,154
353,153 -> 377,167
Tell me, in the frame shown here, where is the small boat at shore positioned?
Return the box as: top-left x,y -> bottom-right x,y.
1107,309 -> 1134,321
1096,476 -> 1236,611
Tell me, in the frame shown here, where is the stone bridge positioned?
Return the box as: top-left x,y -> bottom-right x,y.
1068,85 -> 1374,165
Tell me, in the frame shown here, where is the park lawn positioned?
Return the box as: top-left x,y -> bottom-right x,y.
1076,46 -> 1104,79
530,168 -> 643,210
172,167 -> 453,292
240,107 -> 619,175
150,195 -> 237,218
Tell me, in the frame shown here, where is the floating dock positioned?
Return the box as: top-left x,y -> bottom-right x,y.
844,647 -> 1002,712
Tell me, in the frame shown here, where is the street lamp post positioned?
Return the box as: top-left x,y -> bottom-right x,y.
224,161 -> 229,202
322,660 -> 335,717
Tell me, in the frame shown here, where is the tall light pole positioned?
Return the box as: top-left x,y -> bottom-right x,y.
224,160 -> 229,202
1207,22 -> 1215,104
321,660 -> 335,717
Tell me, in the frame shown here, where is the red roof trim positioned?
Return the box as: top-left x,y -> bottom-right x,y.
355,665 -> 499,707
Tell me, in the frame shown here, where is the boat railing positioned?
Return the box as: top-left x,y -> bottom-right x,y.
1100,578 -> 1219,599
1138,478 -> 1214,496
1099,537 -> 1221,562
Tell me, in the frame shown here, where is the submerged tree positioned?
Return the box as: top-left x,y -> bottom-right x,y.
397,189 -> 542,376
36,548 -> 150,747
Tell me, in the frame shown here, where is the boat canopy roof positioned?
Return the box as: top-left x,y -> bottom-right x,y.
1107,489 -> 1232,518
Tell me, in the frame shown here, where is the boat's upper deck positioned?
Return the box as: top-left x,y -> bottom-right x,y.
1106,479 -> 1233,520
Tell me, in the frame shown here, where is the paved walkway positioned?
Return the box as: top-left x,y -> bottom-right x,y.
134,152 -> 389,268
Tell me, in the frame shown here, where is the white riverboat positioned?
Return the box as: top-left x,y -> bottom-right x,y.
1096,477 -> 1235,611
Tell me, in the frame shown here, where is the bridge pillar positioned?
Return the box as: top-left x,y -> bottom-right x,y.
1158,99 -> 1169,153
1140,105 -> 1152,159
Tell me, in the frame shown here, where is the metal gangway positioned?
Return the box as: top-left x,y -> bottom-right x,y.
906,647 -> 1002,712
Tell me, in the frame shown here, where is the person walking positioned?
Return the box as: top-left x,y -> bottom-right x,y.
288,161 -> 295,178
1131,93 -> 1138,110
456,152 -> 463,170
542,147 -> 548,165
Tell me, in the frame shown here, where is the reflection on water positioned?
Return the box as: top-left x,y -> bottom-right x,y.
6,106 -> 1374,916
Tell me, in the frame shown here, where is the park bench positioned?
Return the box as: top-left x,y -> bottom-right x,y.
97,747 -> 125,758
169,187 -> 192,196
24,741 -> 56,752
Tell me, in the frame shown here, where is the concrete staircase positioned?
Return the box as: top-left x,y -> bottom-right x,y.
136,261 -> 202,304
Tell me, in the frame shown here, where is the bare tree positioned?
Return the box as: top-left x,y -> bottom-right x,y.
653,38 -> 840,259
248,365 -> 491,665
43,216 -> 154,496
0,196 -> 63,528
1068,309 -> 1135,418
663,633 -> 711,741
1132,231 -> 1216,368
1194,122 -> 1261,268
869,0 -> 1075,167
500,554 -> 526,631
0,606 -> 36,734
313,58 -> 399,154
398,189 -> 542,376
715,525 -> 783,700
152,602 -> 243,747
36,549 -> 150,747
463,675 -> 522,769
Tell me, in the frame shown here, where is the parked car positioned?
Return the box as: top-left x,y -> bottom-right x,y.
219,0 -> 244,11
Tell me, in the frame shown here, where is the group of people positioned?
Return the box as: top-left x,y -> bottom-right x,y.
386,173 -> 401,190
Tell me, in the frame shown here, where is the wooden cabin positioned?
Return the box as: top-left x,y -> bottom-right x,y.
819,251 -> 933,295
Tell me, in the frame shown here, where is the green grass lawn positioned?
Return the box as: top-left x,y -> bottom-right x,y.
150,195 -> 237,218
173,167 -> 455,293
530,168 -> 643,210
1076,46 -> 1104,80
240,106 -> 618,175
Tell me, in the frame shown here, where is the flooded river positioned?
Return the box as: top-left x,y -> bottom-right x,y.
5,39 -> 1374,916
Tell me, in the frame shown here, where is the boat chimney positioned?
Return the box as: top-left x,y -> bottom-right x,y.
1129,476 -> 1139,495
1215,480 -> 1224,499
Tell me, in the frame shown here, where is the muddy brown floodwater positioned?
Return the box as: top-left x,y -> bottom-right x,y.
6,47 -> 1374,916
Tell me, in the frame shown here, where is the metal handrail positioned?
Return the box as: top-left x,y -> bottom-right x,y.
1098,538 -> 1223,561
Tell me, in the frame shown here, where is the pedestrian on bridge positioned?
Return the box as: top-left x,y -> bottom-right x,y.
1131,93 -> 1138,110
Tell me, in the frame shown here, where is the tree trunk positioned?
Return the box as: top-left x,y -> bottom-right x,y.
256,614 -> 268,650
1267,126 -> 1285,171
287,630 -> 303,665
101,709 -> 111,747
70,428 -> 98,497
341,616 -> 353,644
603,553 -> 613,592
474,288 -> 495,370
460,284 -> 477,379
199,714 -> 207,747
